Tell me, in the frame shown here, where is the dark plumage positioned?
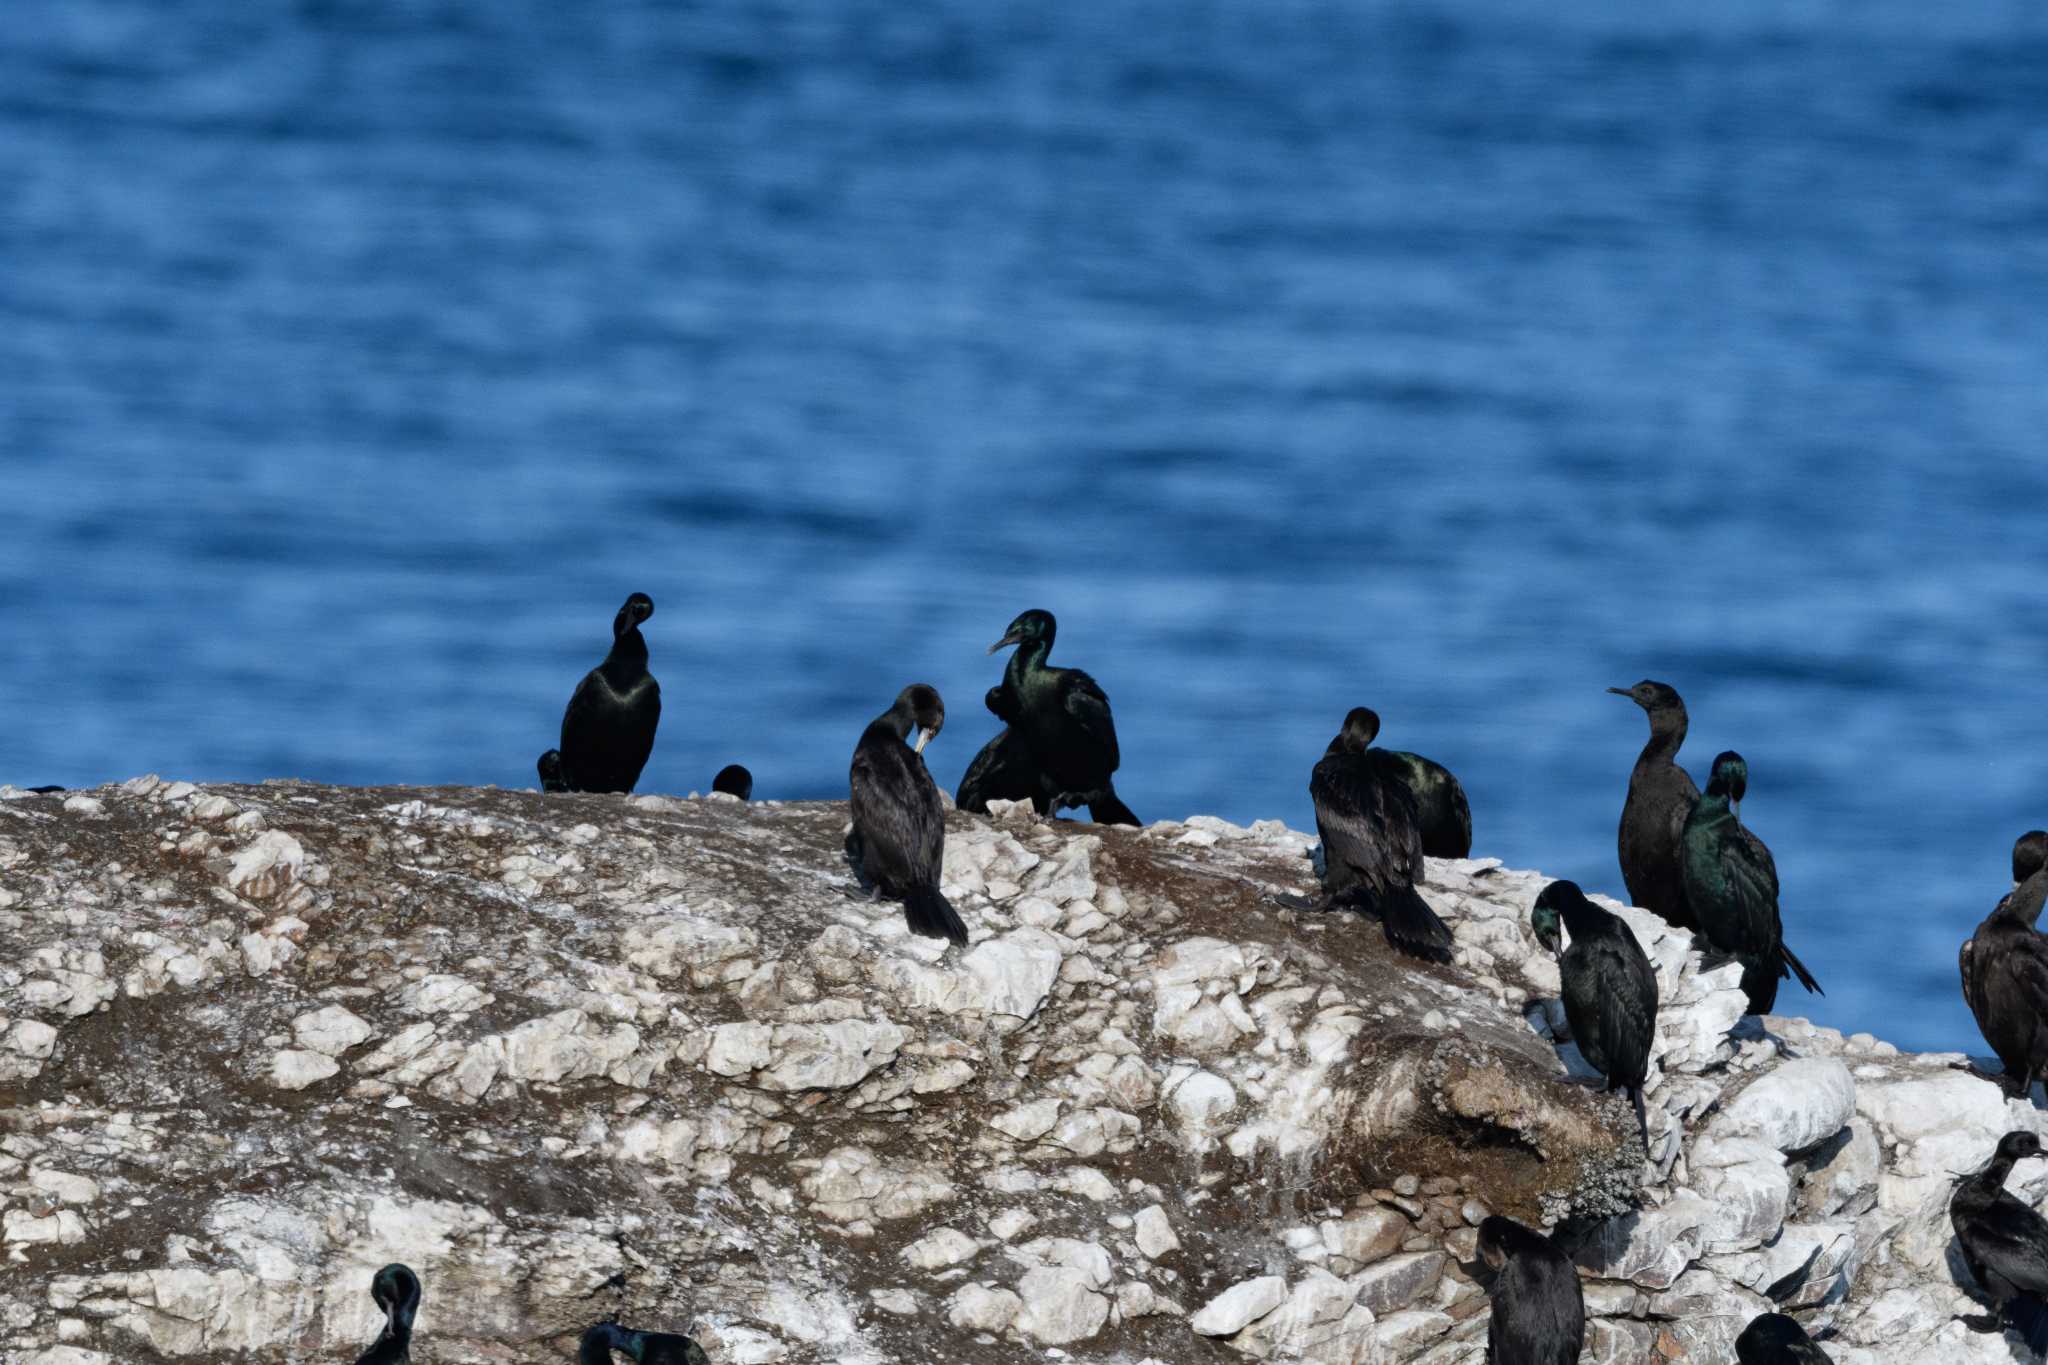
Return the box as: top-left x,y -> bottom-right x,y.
579,1322 -> 710,1365
1735,1311 -> 1835,1364
850,684 -> 968,946
557,592 -> 661,794
1951,1130 -> 2048,1354
353,1264 -> 419,1365
1476,1215 -> 1585,1365
1610,680 -> 1701,932
956,685 -> 1041,814
986,609 -> 1139,826
711,764 -> 753,800
537,750 -> 570,793
1346,706 -> 1472,858
1961,832 -> 2048,1099
1679,751 -> 1822,1014
1309,707 -> 1454,963
1533,880 -> 1658,1137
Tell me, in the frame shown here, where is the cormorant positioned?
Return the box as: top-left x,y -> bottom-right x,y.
1680,751 -> 1821,1014
1962,832 -> 2048,1099
956,685 -> 1040,814
1533,879 -> 1658,1137
986,609 -> 1139,825
1309,707 -> 1455,963
1735,1311 -> 1835,1363
1610,680 -> 1701,932
712,764 -> 752,800
1951,1129 -> 2048,1354
1346,706 -> 1472,858
849,684 -> 968,946
537,750 -> 570,793
557,592 -> 660,793
25,784 -> 64,794
1475,1215 -> 1584,1365
353,1264 -> 419,1365
579,1322 -> 709,1364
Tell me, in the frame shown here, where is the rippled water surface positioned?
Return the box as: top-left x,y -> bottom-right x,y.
5,0 -> 2048,1051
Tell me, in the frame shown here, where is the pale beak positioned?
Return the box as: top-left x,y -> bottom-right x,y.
914,729 -> 933,754
987,630 -> 1023,655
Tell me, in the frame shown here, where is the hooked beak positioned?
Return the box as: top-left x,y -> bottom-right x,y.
914,728 -> 934,754
1605,686 -> 1632,697
987,630 -> 1023,655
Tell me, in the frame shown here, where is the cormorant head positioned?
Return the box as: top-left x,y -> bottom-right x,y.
613,592 -> 656,638
2015,831 -> 2048,886
1531,880 -> 1577,956
1705,751 -> 1748,806
1331,707 -> 1381,754
1997,1129 -> 2046,1165
537,750 -> 567,792
370,1263 -> 421,1331
984,685 -> 1019,723
712,764 -> 753,800
1607,679 -> 1684,713
988,609 -> 1057,655
898,684 -> 946,753
1474,1215 -> 1536,1273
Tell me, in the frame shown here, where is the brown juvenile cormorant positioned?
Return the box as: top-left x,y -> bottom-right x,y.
579,1322 -> 709,1364
956,684 -> 1041,814
353,1263 -> 419,1365
1961,832 -> 2048,1099
1735,1311 -> 1835,1363
557,592 -> 660,793
1680,751 -> 1821,1014
986,609 -> 1139,826
1346,706 -> 1472,858
1951,1129 -> 2048,1354
850,684 -> 968,946
537,750 -> 570,792
1475,1215 -> 1584,1365
1610,680 -> 1701,932
711,764 -> 752,800
1533,879 -> 1658,1137
1309,707 -> 1454,963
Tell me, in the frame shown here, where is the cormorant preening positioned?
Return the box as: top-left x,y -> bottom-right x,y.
849,684 -> 968,946
1680,751 -> 1821,1014
712,764 -> 752,800
1735,1311 -> 1835,1364
579,1322 -> 709,1364
1951,1130 -> 2048,1354
1533,879 -> 1657,1138
557,592 -> 660,794
1475,1215 -> 1584,1365
1610,680 -> 1700,932
353,1263 -> 420,1365
1309,708 -> 1454,963
1961,832 -> 2048,1099
537,750 -> 570,793
956,685 -> 1041,815
1346,707 -> 1472,858
986,610 -> 1139,826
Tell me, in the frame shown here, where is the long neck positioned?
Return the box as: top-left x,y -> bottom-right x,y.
605,625 -> 648,672
1691,790 -> 1733,830
1637,706 -> 1686,766
1004,637 -> 1052,690
1561,902 -> 1607,943
1973,1153 -> 2018,1201
875,701 -> 914,744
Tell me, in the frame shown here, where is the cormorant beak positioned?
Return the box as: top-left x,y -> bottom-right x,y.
988,630 -> 1023,655
1605,686 -> 1632,698
914,728 -> 934,754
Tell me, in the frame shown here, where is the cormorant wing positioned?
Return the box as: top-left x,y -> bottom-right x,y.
1967,1193 -> 2048,1298
1310,754 -> 1419,895
1590,931 -> 1657,1086
849,736 -> 940,885
1056,667 -> 1121,771
1715,822 -> 1783,959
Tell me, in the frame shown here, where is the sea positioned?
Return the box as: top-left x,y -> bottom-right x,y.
4,0 -> 2046,1054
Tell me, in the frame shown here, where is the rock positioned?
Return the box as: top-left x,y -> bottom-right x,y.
1011,1268 -> 1110,1345
1133,1205 -> 1180,1260
291,1005 -> 373,1057
946,1283 -> 1022,1332
268,1049 -> 339,1091
1348,1250 -> 1444,1315
1711,1056 -> 1857,1153
1190,1275 -> 1289,1336
901,1227 -> 981,1271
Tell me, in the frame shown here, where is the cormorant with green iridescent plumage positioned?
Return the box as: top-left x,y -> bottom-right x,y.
537,750 -> 570,792
1735,1312 -> 1835,1364
557,593 -> 661,793
1533,879 -> 1657,1138
1610,679 -> 1700,932
1960,831 -> 2048,1099
1951,1130 -> 2048,1354
985,609 -> 1139,826
956,684 -> 1039,814
1310,707 -> 1454,963
1346,706 -> 1471,858
1679,751 -> 1821,1014
850,684 -> 968,946
352,1264 -> 420,1365
1476,1215 -> 1583,1365
579,1322 -> 709,1364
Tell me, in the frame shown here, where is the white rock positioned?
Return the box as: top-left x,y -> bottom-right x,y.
270,1049 -> 340,1090
1191,1275 -> 1289,1336
1011,1267 -> 1109,1345
901,1227 -> 981,1271
1133,1205 -> 1180,1259
1712,1056 -> 1856,1153
292,1005 -> 374,1057
947,1283 -> 1022,1332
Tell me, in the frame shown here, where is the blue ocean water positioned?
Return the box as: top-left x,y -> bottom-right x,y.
3,0 -> 2046,1053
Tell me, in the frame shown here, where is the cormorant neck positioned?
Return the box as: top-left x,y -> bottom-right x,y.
1638,706 -> 1686,764
1560,901 -> 1605,941
1694,790 -> 1733,822
1004,636 -> 1052,687
606,625 -> 648,670
876,701 -> 916,744
580,1324 -> 629,1365
1976,1152 -> 2018,1195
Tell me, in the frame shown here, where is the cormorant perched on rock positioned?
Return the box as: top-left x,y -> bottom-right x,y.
849,684 -> 967,946
537,750 -> 570,792
1961,831 -> 2048,1099
1310,707 -> 1454,963
1352,707 -> 1472,859
25,784 -> 64,794
711,765 -> 752,800
1680,751 -> 1821,1014
1475,1215 -> 1584,1365
353,1264 -> 419,1365
579,1322 -> 709,1364
1951,1130 -> 2048,1354
1735,1311 -> 1835,1363
1533,879 -> 1657,1137
1610,680 -> 1700,932
557,592 -> 660,793
986,609 -> 1139,826
956,685 -> 1040,814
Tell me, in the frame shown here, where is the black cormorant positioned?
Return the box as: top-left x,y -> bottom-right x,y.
25,784 -> 64,793
1533,879 -> 1658,1137
712,765 -> 752,800
1961,832 -> 2048,1099
986,610 -> 1139,826
1309,707 -> 1454,963
558,592 -> 661,793
1951,1129 -> 2048,1353
1346,706 -> 1472,858
1680,751 -> 1821,1014
956,685 -> 1041,814
537,750 -> 570,793
1475,1215 -> 1584,1365
579,1322 -> 709,1364
1610,680 -> 1701,932
353,1263 -> 419,1365
1735,1311 -> 1834,1363
850,684 -> 968,946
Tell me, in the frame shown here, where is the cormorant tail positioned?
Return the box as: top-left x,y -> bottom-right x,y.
1782,943 -> 1823,996
1380,884 -> 1453,964
1629,1086 -> 1648,1145
2008,1296 -> 2048,1358
904,885 -> 969,947
1089,789 -> 1140,827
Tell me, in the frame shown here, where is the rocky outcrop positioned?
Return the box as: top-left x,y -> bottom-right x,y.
0,778 -> 2037,1362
